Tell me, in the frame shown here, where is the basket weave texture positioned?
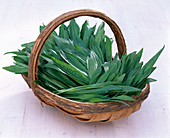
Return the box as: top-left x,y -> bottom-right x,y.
22,9 -> 150,122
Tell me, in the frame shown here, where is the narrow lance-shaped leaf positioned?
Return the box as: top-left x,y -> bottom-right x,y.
50,56 -> 89,84
89,36 -> 104,63
83,24 -> 96,47
68,19 -> 80,40
3,65 -> 28,74
142,46 -> 165,72
57,81 -> 122,94
80,20 -> 88,39
87,51 -> 102,79
59,50 -> 88,75
105,36 -> 112,62
59,24 -> 69,39
95,22 -> 105,46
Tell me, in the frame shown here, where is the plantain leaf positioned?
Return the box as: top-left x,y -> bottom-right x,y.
96,67 -> 114,83
136,48 -> 143,63
113,74 -> 126,83
59,50 -> 88,74
50,56 -> 89,84
105,36 -> 112,62
87,51 -> 102,79
39,71 -> 68,89
142,46 -> 165,72
95,22 -> 105,46
4,51 -> 27,56
3,65 -> 28,74
53,35 -> 74,50
68,19 -> 80,40
62,85 -> 122,95
59,24 -> 69,39
44,68 -> 77,87
89,66 -> 102,84
57,81 -> 122,94
73,36 -> 90,54
80,20 -> 88,39
89,36 -> 104,63
83,24 -> 96,47
118,85 -> 142,94
111,95 -> 135,101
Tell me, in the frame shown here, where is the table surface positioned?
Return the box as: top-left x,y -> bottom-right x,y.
0,0 -> 170,138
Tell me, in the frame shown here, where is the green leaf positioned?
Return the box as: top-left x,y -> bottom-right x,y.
139,78 -> 157,89
135,67 -> 156,88
119,54 -> 126,75
49,49 -> 64,61
88,98 -> 109,103
43,80 -> 60,91
50,56 -> 89,84
59,24 -> 69,39
39,71 -> 68,89
118,85 -> 142,94
59,50 -> 88,74
87,51 -> 102,79
124,52 -> 137,74
147,78 -> 157,83
136,48 -> 143,62
3,65 -> 28,74
65,51 -> 87,67
57,81 -> 122,94
89,66 -> 102,84
21,41 -> 34,48
40,53 -> 54,63
44,68 -> 77,87
105,36 -> 112,62
73,36 -> 90,54
107,72 -> 116,81
13,55 -> 29,64
139,67 -> 156,84
43,63 -> 65,73
53,35 -> 74,50
114,74 -> 126,83
111,95 -> 135,101
68,19 -> 80,40
80,20 -> 88,39
63,85 -> 122,95
4,51 -> 27,56
96,67 -> 114,83
89,36 -> 104,63
63,94 -> 104,101
123,76 -> 135,86
142,46 -> 165,71
14,62 -> 28,67
95,22 -> 105,46
73,42 -> 88,56
83,24 -> 96,47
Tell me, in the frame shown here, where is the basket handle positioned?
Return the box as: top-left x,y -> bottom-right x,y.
28,9 -> 126,89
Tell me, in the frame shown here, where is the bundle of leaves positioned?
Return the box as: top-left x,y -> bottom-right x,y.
3,19 -> 164,105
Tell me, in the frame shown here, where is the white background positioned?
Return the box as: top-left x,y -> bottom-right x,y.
0,0 -> 170,138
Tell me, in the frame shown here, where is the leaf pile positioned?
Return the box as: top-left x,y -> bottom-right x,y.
3,19 -> 164,105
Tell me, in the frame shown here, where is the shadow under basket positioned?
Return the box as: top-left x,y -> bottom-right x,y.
24,9 -> 150,123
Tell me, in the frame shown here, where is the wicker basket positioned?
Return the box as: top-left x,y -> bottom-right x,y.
22,9 -> 150,123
